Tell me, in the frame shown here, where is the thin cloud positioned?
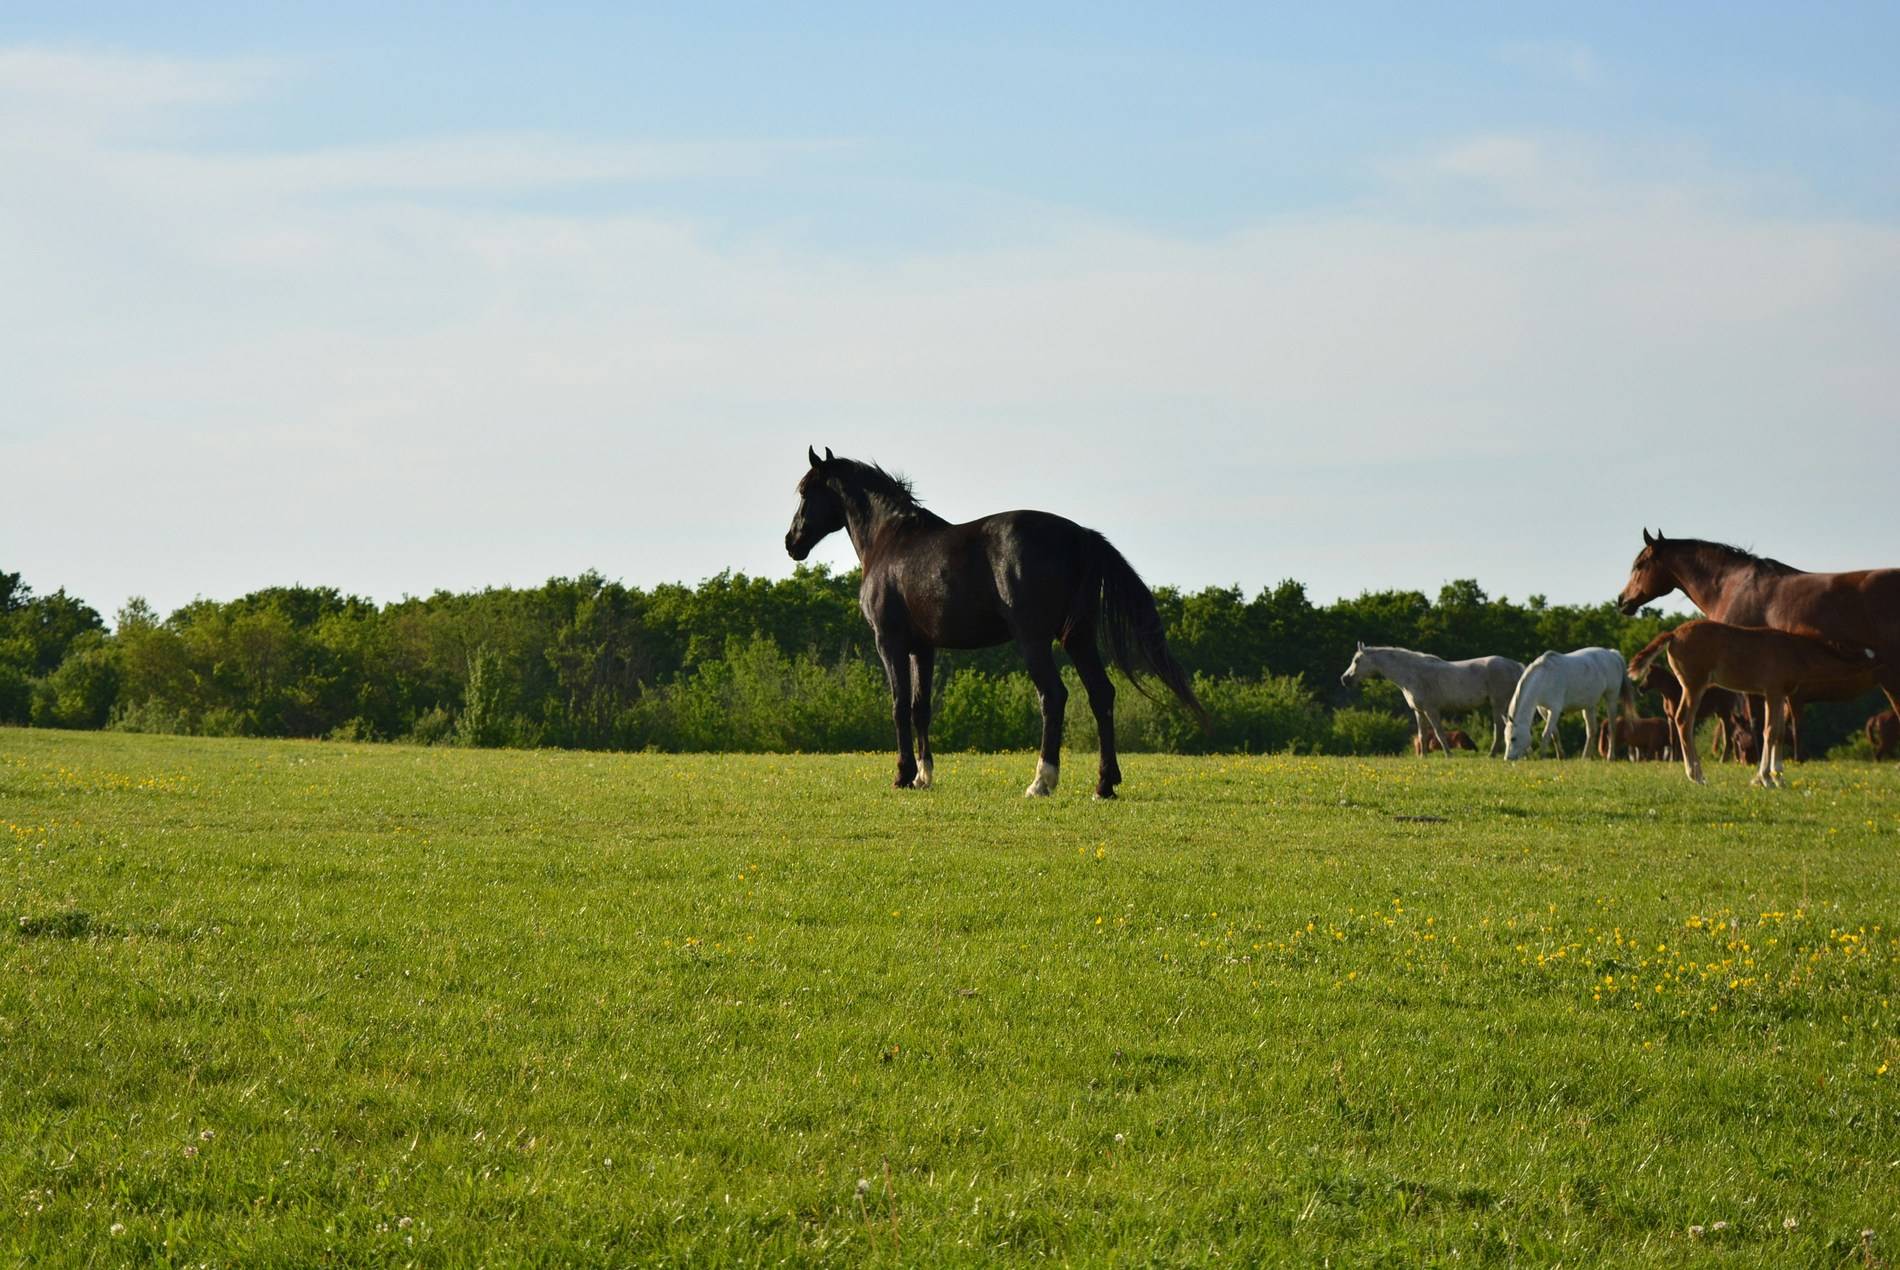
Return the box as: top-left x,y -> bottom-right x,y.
0,45 -> 281,141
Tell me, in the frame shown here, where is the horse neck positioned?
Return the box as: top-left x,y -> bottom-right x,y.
1664,544 -> 1757,619
839,485 -> 927,561
1367,648 -> 1422,687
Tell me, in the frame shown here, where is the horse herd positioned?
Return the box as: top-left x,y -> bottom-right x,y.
787,451 -> 1900,795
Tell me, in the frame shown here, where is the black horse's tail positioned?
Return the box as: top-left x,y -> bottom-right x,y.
1078,531 -> 1209,728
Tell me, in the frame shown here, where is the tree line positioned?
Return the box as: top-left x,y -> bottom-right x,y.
1,565 -> 1883,756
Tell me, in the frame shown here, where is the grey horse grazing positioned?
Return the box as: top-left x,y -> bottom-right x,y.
1339,643 -> 1525,757
1503,647 -> 1627,760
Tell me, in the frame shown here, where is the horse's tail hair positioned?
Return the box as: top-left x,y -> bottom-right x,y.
1626,630 -> 1677,682
1083,531 -> 1209,729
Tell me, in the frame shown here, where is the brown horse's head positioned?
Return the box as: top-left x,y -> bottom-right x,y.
785,446 -> 848,560
1617,528 -> 1678,616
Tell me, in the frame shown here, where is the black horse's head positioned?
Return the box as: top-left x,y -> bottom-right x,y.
785,446 -> 847,560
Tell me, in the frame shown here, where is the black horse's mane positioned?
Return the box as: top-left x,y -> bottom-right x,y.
827,457 -> 925,512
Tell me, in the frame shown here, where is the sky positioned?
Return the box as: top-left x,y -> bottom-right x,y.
4,3 -> 1898,622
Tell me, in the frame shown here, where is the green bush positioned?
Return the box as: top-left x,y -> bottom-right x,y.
408,706 -> 457,746
936,670 -> 1040,752
1329,707 -> 1414,756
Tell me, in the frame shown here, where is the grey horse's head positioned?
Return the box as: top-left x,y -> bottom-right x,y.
1340,641 -> 1374,688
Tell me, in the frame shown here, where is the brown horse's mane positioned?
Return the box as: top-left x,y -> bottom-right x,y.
1668,537 -> 1801,577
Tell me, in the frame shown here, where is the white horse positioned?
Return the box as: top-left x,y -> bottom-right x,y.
1503,647 -> 1627,760
1339,643 -> 1526,757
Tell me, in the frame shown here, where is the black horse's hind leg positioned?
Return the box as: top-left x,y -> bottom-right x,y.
1063,631 -> 1120,798
909,648 -> 935,789
1018,638 -> 1068,796
876,634 -> 918,788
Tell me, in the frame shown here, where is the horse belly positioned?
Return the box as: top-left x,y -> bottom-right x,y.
927,613 -> 1014,650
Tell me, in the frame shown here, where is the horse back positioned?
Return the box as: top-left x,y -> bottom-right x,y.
1761,568 -> 1900,659
865,510 -> 1090,650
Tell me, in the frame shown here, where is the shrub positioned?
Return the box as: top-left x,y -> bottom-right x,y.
936,670 -> 1041,752
109,699 -> 191,735
1329,707 -> 1414,755
408,706 -> 456,746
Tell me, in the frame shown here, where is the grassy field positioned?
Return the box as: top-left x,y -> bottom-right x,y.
4,727 -> 1898,1266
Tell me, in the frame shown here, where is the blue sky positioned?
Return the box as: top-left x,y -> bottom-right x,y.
4,4 -> 1898,619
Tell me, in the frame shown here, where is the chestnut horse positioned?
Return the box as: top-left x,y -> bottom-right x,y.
1600,716 -> 1672,761
785,448 -> 1205,798
1869,710 -> 1899,761
1416,728 -> 1477,755
1616,530 -> 1900,752
1631,660 -> 1744,762
1627,620 -> 1879,786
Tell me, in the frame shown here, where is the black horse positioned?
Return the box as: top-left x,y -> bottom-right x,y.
785,448 -> 1205,797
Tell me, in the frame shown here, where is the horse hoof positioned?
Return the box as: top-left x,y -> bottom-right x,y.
912,761 -> 933,790
1024,784 -> 1053,798
1094,785 -> 1118,800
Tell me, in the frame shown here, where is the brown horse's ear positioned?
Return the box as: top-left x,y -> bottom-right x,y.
1655,528 -> 1664,541
1642,528 -> 1655,547
808,445 -> 822,468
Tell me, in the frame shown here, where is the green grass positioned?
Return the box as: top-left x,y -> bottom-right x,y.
4,728 -> 1898,1266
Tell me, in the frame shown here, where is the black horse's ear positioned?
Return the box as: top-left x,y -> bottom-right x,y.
824,446 -> 834,462
808,445 -> 822,468
1656,528 -> 1664,541
1642,528 -> 1656,547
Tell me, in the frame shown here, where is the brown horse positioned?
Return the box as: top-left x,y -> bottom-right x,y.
1628,620 -> 1880,786
1869,709 -> 1900,761
1730,718 -> 1760,767
1631,660 -> 1744,761
1616,531 -> 1900,750
1600,715 -> 1672,761
1415,727 -> 1476,755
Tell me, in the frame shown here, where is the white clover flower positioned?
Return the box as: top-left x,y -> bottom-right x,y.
109,1223 -> 126,1237
1689,1226 -> 1704,1237
1784,1217 -> 1798,1230
856,1178 -> 871,1197
398,1216 -> 414,1230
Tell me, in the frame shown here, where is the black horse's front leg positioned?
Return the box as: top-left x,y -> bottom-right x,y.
877,638 -> 917,788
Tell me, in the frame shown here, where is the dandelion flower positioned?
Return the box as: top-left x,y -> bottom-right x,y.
856,1178 -> 871,1197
